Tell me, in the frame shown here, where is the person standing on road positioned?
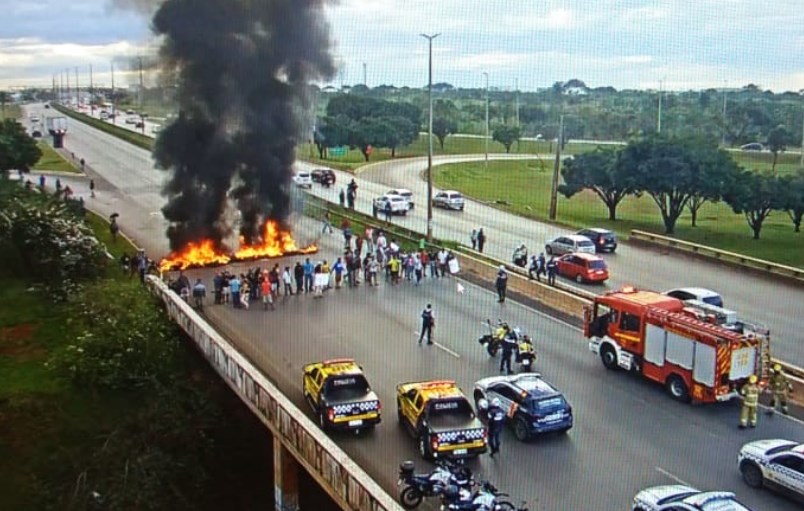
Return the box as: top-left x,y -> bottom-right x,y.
89,179 -> 96,198
38,174 -> 45,189
213,272 -> 223,304
322,211 -> 334,234
303,258 -> 314,294
495,265 -> 508,303
230,274 -> 242,309
477,228 -> 486,253
418,304 -> 435,345
339,188 -> 346,207
739,375 -> 760,429
767,364 -> 793,416
261,278 -> 274,311
486,397 -> 506,458
384,200 -> 393,223
282,266 -> 293,296
293,261 -> 304,294
192,278 -> 206,309
499,329 -> 517,375
546,256 -> 558,286
471,229 -> 478,250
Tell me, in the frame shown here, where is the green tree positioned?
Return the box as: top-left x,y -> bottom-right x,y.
559,147 -> 637,221
380,116 -> 417,157
0,118 -> 42,173
766,124 -> 791,173
432,100 -> 459,149
492,124 -> 522,153
684,146 -> 741,227
780,170 -> 804,232
724,171 -> 785,239
622,135 -> 731,234
0,91 -> 8,119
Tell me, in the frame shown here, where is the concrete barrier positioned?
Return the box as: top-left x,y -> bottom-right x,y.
629,229 -> 804,285
146,276 -> 402,511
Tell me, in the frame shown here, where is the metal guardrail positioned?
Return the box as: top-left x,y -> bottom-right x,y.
146,276 -> 402,511
630,229 -> 804,284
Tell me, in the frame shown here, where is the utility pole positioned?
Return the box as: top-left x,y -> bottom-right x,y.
657,79 -> 664,133
75,67 -> 79,107
138,57 -> 145,133
514,78 -> 520,127
110,61 -> 116,124
89,64 -> 94,113
483,72 -> 489,170
549,114 -> 564,220
800,108 -> 804,168
65,69 -> 70,106
363,62 -> 367,87
421,33 -> 441,241
722,80 -> 728,147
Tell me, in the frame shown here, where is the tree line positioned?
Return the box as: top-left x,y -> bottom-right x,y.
559,134 -> 804,239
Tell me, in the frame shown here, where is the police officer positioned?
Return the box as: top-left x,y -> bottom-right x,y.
546,256 -> 558,286
418,304 -> 434,345
495,265 -> 508,303
486,397 -> 506,457
767,363 -> 793,416
499,328 -> 517,375
739,374 -> 760,429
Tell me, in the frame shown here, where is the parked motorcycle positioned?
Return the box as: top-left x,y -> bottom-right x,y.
515,336 -> 536,372
398,459 -> 473,510
478,319 -> 504,357
440,480 -> 528,511
512,245 -> 528,268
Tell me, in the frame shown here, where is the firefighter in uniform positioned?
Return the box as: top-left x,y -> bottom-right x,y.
766,363 -> 793,416
739,374 -> 760,429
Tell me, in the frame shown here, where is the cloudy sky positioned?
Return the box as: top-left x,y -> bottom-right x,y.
2,0 -> 803,92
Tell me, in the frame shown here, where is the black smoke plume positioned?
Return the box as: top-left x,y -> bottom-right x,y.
150,0 -> 335,250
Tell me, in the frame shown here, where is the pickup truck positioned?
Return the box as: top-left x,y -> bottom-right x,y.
303,358 -> 381,433
396,380 -> 487,460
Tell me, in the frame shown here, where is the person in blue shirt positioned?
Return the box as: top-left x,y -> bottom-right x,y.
229,275 -> 241,308
303,258 -> 314,294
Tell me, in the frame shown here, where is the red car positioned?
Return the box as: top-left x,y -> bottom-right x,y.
556,253 -> 609,283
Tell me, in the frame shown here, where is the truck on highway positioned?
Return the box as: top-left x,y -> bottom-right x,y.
584,287 -> 770,404
45,116 -> 68,148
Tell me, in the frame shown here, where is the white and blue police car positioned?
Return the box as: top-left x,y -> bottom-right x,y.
472,373 -> 573,442
632,485 -> 754,511
738,438 -> 804,502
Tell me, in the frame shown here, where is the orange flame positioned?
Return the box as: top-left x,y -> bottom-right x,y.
159,220 -> 317,272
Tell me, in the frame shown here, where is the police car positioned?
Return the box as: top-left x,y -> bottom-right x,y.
737,438 -> 804,501
472,373 -> 573,441
302,358 -> 381,433
632,485 -> 754,511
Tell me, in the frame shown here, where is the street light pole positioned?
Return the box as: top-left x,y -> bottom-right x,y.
549,114 -> 564,220
483,72 -> 489,170
421,32 -> 441,242
657,79 -> 664,133
722,80 -> 728,147
514,78 -> 519,127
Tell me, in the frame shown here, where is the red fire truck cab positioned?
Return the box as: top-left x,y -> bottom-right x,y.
584,287 -> 770,403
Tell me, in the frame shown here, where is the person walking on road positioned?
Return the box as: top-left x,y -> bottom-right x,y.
261,278 -> 274,310
486,397 -> 506,458
767,364 -> 793,416
192,278 -> 206,309
471,229 -> 478,250
89,179 -> 96,198
739,375 -> 761,428
322,211 -> 334,234
418,304 -> 435,345
495,265 -> 508,303
293,261 -> 304,294
477,228 -> 486,253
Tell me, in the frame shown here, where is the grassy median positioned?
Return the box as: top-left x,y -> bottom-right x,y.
32,141 -> 80,173
434,159 -> 804,268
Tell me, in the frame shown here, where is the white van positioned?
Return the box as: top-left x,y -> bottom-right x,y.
292,172 -> 313,189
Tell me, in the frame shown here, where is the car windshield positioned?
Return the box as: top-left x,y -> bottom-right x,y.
323,375 -> 370,401
588,260 -> 606,270
448,194 -> 462,199
526,396 -> 567,413
697,498 -> 750,511
426,398 -> 473,418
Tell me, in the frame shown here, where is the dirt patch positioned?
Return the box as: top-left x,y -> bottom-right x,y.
0,324 -> 45,361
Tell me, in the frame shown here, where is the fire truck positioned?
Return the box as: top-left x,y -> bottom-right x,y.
584,287 -> 770,403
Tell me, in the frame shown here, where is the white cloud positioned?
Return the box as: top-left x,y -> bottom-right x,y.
453,51 -> 531,72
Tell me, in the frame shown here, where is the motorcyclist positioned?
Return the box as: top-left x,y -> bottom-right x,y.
494,322 -> 511,343
516,335 -> 535,370
499,329 -> 517,375
512,244 -> 528,267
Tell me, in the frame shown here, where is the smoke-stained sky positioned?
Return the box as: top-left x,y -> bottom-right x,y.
150,0 -> 335,250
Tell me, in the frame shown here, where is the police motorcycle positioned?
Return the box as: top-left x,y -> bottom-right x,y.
478,320 -> 523,358
398,459 -> 474,510
515,335 -> 536,372
511,244 -> 528,268
440,480 -> 528,511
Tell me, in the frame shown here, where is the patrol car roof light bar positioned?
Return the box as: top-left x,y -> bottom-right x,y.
323,358 -> 355,366
421,380 -> 457,389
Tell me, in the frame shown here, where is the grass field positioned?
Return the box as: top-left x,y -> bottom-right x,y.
1,104 -> 22,120
32,141 -> 80,173
434,159 -> 804,268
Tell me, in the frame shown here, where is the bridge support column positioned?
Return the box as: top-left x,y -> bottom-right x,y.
273,436 -> 299,511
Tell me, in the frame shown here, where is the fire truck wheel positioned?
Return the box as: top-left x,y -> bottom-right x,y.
600,345 -> 619,370
666,375 -> 690,402
740,461 -> 764,488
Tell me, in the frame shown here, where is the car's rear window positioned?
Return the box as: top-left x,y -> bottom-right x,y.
427,398 -> 472,418
578,240 -> 594,247
324,375 -> 370,400
448,193 -> 463,199
588,260 -> 606,270
702,296 -> 724,307
526,396 -> 566,413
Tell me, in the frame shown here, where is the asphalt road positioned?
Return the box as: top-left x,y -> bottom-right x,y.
21,103 -> 804,511
295,157 -> 804,369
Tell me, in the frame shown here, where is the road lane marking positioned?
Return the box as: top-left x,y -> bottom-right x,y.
655,467 -> 691,486
413,331 -> 461,358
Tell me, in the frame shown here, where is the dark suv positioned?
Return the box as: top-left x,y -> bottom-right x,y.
576,228 -> 617,253
311,168 -> 336,186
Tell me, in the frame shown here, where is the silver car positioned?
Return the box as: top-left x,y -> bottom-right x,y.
432,190 -> 465,211
545,234 -> 595,255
